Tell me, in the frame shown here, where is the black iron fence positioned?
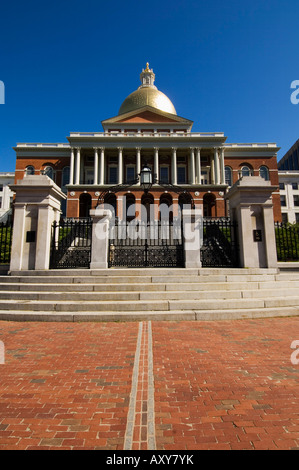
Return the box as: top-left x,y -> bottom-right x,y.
275,222 -> 299,262
0,220 -> 13,265
109,219 -> 185,268
50,218 -> 92,269
201,218 -> 239,267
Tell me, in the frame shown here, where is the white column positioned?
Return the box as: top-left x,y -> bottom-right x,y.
220,147 -> 225,184
75,147 -> 81,185
172,147 -> 177,185
69,148 -> 75,185
118,147 -> 123,184
214,148 -> 220,185
190,148 -> 195,185
136,147 -> 141,185
99,147 -> 105,185
94,147 -> 98,185
196,148 -> 201,185
154,147 -> 159,183
90,208 -> 113,269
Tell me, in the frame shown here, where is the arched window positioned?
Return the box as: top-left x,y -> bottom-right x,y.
203,193 -> 216,218
25,166 -> 35,176
104,194 -> 117,218
141,193 -> 154,222
125,193 -> 136,221
43,166 -> 54,180
225,166 -> 233,186
241,165 -> 251,177
159,194 -> 173,222
179,193 -> 193,212
259,165 -> 269,181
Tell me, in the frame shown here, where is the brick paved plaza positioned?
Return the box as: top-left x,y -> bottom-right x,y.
0,318 -> 299,450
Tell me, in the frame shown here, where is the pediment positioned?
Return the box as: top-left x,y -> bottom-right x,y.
102,106 -> 193,126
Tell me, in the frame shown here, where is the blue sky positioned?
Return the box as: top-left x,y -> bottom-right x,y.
0,0 -> 299,171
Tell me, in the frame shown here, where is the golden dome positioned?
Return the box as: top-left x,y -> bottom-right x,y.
118,64 -> 177,116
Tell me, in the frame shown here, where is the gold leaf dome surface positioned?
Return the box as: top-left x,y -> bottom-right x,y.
118,64 -> 177,116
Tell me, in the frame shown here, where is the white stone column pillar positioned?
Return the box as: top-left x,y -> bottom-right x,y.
214,148 -> 220,185
182,208 -> 203,268
93,147 -> 99,185
90,208 -> 113,269
190,148 -> 195,185
154,147 -> 159,183
99,147 -> 105,185
9,175 -> 66,271
75,147 -> 81,185
136,147 -> 141,185
35,205 -> 55,270
220,147 -> 225,184
118,147 -> 123,185
196,148 -> 201,185
225,176 -> 278,269
172,147 -> 177,185
9,204 -> 26,271
69,148 -> 75,185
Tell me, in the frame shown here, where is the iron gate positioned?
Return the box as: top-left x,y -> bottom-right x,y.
108,219 -> 185,268
200,218 -> 239,267
50,218 -> 92,269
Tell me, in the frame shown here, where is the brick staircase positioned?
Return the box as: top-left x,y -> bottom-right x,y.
0,267 -> 298,321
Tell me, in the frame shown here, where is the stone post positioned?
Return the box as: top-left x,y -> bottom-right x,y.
9,175 -> 66,271
182,208 -> 203,268
225,176 -> 278,268
89,208 -> 113,269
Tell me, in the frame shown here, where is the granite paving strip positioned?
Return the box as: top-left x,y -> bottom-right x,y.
124,321 -> 156,450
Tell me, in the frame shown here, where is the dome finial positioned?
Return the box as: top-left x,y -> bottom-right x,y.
140,63 -> 156,88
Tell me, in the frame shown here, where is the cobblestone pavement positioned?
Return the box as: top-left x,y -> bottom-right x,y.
0,318 -> 299,450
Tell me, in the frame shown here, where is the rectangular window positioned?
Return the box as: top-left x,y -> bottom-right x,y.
292,182 -> 298,190
296,213 -> 299,224
282,213 -> 288,223
177,166 -> 186,184
279,182 -> 285,190
160,167 -> 169,184
280,195 -> 286,207
109,167 -> 118,184
201,171 -> 209,185
126,166 -> 135,183
294,195 -> 299,207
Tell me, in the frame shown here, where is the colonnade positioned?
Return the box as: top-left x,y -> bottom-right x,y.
68,146 -> 226,186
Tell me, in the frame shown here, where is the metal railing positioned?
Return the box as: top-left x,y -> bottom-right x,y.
0,220 -> 13,265
275,222 -> 299,261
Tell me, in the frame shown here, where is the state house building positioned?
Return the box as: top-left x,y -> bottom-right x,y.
13,64 -> 282,221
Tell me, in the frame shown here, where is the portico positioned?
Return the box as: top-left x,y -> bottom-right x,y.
67,140 -> 226,188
